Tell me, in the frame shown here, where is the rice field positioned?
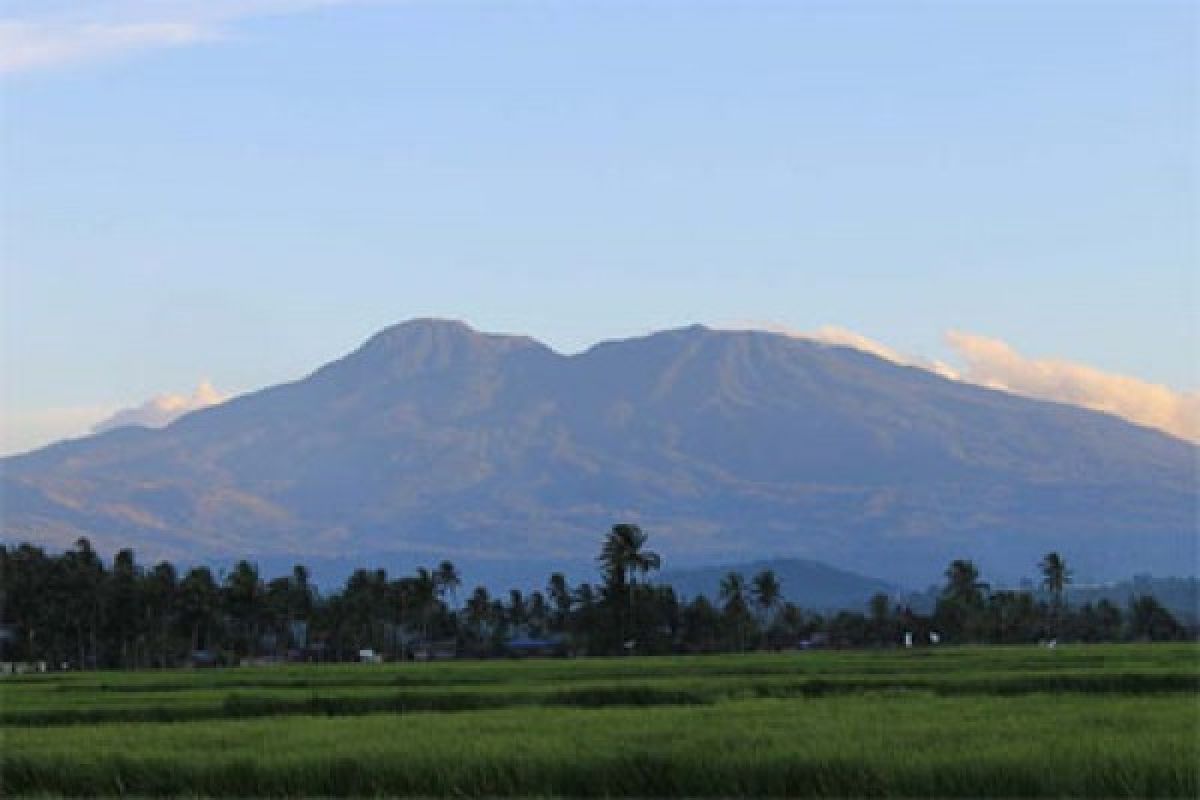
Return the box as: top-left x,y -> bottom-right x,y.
2,644 -> 1198,797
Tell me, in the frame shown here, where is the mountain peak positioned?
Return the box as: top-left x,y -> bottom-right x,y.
319,318 -> 545,381
368,317 -> 480,343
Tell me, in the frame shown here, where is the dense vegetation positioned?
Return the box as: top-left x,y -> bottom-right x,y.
1,645 -> 1197,796
2,525 -> 1192,669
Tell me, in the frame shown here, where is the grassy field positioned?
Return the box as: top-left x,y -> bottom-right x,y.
2,644 -> 1197,797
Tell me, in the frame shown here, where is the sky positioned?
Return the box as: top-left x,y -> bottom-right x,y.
1,1 -> 1197,454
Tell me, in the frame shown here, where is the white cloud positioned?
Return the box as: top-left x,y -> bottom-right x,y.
943,331 -> 1200,444
0,20 -> 212,74
806,325 -> 960,380
728,321 -> 1198,443
92,381 -> 228,433
728,321 -> 959,379
0,1 -> 383,74
1,381 -> 230,456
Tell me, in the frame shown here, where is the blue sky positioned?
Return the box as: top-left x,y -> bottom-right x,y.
1,1 -> 1196,453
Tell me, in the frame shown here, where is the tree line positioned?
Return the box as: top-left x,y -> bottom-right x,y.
1,525 -> 1191,669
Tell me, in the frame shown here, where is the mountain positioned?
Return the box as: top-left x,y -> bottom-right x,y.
2,319 -> 1195,586
659,558 -> 897,612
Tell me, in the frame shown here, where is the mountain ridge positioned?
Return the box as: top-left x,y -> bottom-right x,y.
2,319 -> 1195,586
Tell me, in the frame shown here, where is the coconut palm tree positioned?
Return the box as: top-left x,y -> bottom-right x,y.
528,591 -> 549,637
411,567 -> 439,643
507,589 -> 527,633
1039,552 -> 1071,608
179,566 -> 219,654
224,560 -> 267,657
145,561 -> 179,667
936,559 -> 989,643
943,560 -> 988,606
63,538 -> 104,669
720,572 -> 747,606
1039,552 -> 1071,639
597,524 -> 661,652
751,569 -> 782,634
465,586 -> 492,643
291,564 -> 314,619
1129,595 -> 1183,641
547,572 -> 572,634
435,560 -> 461,608
598,524 -> 661,596
107,548 -> 142,667
720,571 -> 750,652
868,592 -> 894,646
573,582 -> 596,609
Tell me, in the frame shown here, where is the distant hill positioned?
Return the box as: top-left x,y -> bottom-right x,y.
659,558 -> 897,612
2,319 -> 1195,586
1068,576 -> 1200,624
902,575 -> 1200,625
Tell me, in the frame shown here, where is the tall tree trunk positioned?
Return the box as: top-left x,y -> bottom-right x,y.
90,610 -> 99,671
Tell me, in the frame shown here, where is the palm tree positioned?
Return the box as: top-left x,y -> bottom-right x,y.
278,565 -> 313,652
64,538 -> 104,669
597,524 -> 661,652
547,572 -> 572,634
1129,595 -> 1182,641
573,582 -> 596,609
145,561 -> 178,667
4,544 -> 53,662
720,571 -> 750,652
224,560 -> 264,659
598,524 -> 661,596
1039,552 -> 1071,639
936,559 -> 989,643
943,560 -> 988,606
720,571 -> 747,606
868,592 -> 893,646
1039,552 -> 1071,608
507,589 -> 527,633
772,602 -> 805,649
107,548 -> 142,667
179,566 -> 218,654
528,591 -> 549,637
435,560 -> 460,608
411,567 -> 439,643
465,586 -> 492,643
751,569 -> 782,634
291,564 -> 314,619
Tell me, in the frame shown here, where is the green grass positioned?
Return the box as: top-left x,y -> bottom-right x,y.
1,644 -> 1197,797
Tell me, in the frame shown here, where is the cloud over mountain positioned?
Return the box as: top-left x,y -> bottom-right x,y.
805,326 -> 960,380
732,322 -> 1198,443
92,381 -> 226,434
943,331 -> 1200,443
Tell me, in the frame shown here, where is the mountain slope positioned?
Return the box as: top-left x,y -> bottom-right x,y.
2,319 -> 1195,585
